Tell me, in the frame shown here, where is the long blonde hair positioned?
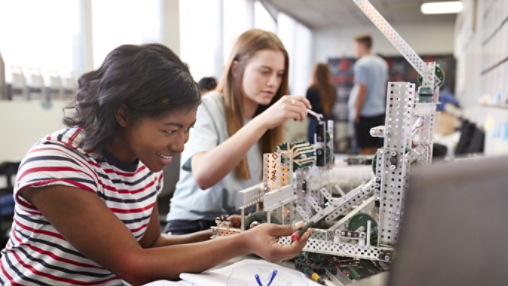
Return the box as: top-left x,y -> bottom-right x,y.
309,63 -> 336,117
216,29 -> 288,180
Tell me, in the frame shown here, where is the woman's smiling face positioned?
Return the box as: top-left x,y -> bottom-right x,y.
114,106 -> 197,172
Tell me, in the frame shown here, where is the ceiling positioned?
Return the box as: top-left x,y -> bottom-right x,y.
264,0 -> 458,29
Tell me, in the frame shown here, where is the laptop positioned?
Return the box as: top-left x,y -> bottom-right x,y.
387,154 -> 508,286
348,155 -> 508,286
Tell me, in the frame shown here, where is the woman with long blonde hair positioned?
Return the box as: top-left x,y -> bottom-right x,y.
166,29 -> 311,234
306,63 -> 336,143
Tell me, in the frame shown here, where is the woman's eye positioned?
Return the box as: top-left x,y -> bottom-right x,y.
166,130 -> 176,135
260,70 -> 270,75
277,73 -> 284,78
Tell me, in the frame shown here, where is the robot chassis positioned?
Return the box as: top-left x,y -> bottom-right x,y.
213,0 -> 443,264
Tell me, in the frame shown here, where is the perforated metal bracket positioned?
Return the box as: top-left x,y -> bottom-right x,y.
239,183 -> 264,209
296,206 -> 310,223
211,226 -> 242,238
264,185 -> 297,212
307,196 -> 323,216
278,229 -> 394,262
320,187 -> 334,202
414,103 -> 436,116
370,126 -> 385,138
405,145 -> 425,164
324,179 -> 375,223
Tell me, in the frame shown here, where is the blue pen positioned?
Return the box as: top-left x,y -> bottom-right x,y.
255,270 -> 278,286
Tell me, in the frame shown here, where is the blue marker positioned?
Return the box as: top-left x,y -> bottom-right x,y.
255,270 -> 277,286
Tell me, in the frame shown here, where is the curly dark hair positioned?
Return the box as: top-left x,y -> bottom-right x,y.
63,44 -> 201,154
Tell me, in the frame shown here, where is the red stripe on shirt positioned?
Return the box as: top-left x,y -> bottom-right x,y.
17,166 -> 94,182
109,202 -> 155,214
26,244 -> 104,270
28,146 -> 101,181
130,223 -> 149,233
10,250 -> 119,286
0,256 -> 27,286
22,179 -> 96,193
67,128 -> 81,146
15,219 -> 66,241
15,198 -> 38,211
99,178 -> 156,194
11,227 -> 103,270
103,165 -> 146,177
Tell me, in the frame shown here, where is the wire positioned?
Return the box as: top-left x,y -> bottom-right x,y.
412,121 -> 424,132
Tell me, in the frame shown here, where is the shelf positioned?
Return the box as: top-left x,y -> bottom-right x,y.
480,104 -> 508,110
482,15 -> 508,47
482,0 -> 499,21
480,56 -> 508,76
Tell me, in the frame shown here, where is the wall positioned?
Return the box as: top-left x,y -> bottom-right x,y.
455,0 -> 508,155
312,22 -> 456,145
0,101 -> 67,162
313,22 -> 456,62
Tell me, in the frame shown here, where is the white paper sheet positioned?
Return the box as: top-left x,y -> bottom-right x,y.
179,259 -> 324,286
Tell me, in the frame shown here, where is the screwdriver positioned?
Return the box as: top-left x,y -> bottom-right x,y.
303,267 -> 325,285
291,221 -> 315,241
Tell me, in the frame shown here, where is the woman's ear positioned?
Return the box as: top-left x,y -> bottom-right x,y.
230,60 -> 239,78
115,104 -> 130,127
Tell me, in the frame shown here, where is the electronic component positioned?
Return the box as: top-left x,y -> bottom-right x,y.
315,123 -> 325,166
303,267 -> 325,285
275,141 -> 315,170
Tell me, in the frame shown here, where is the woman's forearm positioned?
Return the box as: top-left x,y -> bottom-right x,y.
127,232 -> 250,284
151,229 -> 214,247
192,116 -> 267,189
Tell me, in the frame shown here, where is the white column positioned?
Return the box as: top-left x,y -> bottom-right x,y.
161,0 -> 180,56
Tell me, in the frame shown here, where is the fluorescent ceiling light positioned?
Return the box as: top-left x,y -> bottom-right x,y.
421,1 -> 463,14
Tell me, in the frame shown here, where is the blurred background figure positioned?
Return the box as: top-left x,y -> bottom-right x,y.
350,34 -> 388,155
306,63 -> 336,143
198,76 -> 217,95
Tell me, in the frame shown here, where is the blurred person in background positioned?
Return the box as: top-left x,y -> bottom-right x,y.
351,34 -> 388,155
306,63 -> 336,144
198,76 -> 217,95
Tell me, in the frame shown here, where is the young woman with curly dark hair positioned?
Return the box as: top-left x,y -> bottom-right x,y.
0,44 -> 310,285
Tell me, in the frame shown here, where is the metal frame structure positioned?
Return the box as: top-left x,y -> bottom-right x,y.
213,0 -> 441,264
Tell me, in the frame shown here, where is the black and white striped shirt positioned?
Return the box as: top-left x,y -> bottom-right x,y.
0,127 -> 163,285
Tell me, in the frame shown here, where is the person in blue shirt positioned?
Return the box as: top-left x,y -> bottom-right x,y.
351,34 -> 388,155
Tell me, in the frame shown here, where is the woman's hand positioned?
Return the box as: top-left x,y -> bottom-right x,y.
257,95 -> 311,130
241,222 -> 311,263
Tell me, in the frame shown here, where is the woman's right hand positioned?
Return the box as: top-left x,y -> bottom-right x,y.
257,95 -> 312,130
240,222 -> 311,263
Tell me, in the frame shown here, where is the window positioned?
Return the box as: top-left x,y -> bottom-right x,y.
179,0 -> 223,81
91,0 -> 162,68
0,0 -> 81,81
277,13 -> 313,96
254,1 -> 276,33
223,0 -> 254,62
